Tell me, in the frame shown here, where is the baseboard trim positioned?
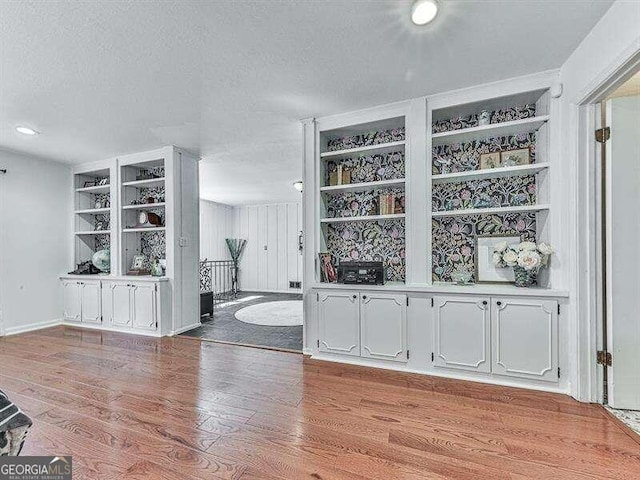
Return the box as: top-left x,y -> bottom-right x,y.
171,322 -> 202,336
61,321 -> 163,337
4,319 -> 62,336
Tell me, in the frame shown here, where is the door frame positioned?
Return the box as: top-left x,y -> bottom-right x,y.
575,44 -> 640,404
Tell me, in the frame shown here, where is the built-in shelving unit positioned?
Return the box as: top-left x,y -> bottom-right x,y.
320,178 -> 406,194
320,140 -> 405,160
122,202 -> 166,210
320,213 -> 406,223
429,87 -> 552,284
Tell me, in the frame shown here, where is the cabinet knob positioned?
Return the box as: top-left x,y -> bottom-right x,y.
482,300 -> 487,306
497,301 -> 502,306
352,295 -> 357,299
362,295 -> 367,300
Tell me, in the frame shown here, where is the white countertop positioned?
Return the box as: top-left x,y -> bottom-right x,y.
60,274 -> 169,282
310,281 -> 569,298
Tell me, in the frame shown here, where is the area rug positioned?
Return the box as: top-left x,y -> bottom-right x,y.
235,301 -> 303,327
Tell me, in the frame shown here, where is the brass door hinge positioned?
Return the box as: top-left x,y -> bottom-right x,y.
595,127 -> 611,144
597,350 -> 612,366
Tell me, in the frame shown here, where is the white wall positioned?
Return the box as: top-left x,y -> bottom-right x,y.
0,149 -> 72,335
559,0 -> 640,401
234,202 -> 303,293
199,199 -> 234,261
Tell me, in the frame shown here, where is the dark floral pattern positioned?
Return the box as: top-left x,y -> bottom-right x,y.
432,133 -> 536,174
95,234 -> 110,252
326,188 -> 405,218
432,104 -> 536,134
432,176 -> 536,212
326,127 -> 405,152
432,213 -> 537,282
138,186 -> 165,203
327,220 -> 406,282
141,231 -> 166,268
326,151 -> 405,186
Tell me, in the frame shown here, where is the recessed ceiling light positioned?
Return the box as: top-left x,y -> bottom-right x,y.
16,126 -> 39,136
411,0 -> 438,25
293,181 -> 304,192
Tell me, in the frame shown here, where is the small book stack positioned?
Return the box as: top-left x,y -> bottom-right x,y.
378,194 -> 396,215
329,165 -> 351,186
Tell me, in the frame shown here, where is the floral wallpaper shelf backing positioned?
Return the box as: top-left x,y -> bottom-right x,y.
326,187 -> 405,218
432,104 -> 536,134
432,213 -> 537,283
325,151 -> 405,185
432,176 -> 536,212
326,127 -> 405,152
327,219 -> 405,282
433,133 -> 536,175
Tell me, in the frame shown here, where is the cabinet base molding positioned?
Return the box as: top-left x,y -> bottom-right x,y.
310,352 -> 569,396
61,321 -> 163,337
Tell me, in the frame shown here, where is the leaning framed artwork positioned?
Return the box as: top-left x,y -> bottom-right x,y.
475,234 -> 520,284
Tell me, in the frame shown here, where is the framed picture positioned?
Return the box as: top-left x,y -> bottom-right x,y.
500,147 -> 530,167
475,234 -> 521,284
97,178 -> 109,186
131,254 -> 146,270
83,181 -> 96,188
318,252 -> 337,283
479,152 -> 501,170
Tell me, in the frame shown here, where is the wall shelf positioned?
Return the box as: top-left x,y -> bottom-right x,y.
321,213 -> 405,224
431,115 -> 549,147
122,226 -> 166,233
320,178 -> 405,194
432,204 -> 550,218
75,184 -> 110,193
432,163 -> 549,184
75,230 -> 111,235
122,202 -> 166,210
122,178 -> 165,188
75,207 -> 111,215
320,140 -> 405,161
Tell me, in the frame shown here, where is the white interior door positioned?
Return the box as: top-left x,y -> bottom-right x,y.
607,95 -> 640,409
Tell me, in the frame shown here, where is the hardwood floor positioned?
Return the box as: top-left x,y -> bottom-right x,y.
1,326 -> 638,479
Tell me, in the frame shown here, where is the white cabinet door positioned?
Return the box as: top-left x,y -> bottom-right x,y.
107,282 -> 132,327
317,291 -> 360,356
433,296 -> 491,373
62,281 -> 81,322
360,293 -> 407,362
80,281 -> 102,324
131,283 -> 157,330
492,298 -> 558,382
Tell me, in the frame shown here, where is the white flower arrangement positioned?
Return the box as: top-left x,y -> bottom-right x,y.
493,241 -> 554,271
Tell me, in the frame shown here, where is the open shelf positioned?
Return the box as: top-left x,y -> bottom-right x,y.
122,202 -> 166,210
122,178 -> 165,188
431,116 -> 549,147
431,204 -> 550,218
75,184 -> 111,193
122,226 -> 166,233
75,207 -> 110,215
321,178 -> 405,194
321,213 -> 405,224
320,140 -> 405,161
432,163 -> 549,184
75,230 -> 111,235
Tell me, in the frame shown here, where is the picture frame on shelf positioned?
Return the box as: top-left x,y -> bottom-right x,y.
83,181 -> 96,188
479,152 -> 501,170
475,234 -> 521,284
97,178 -> 109,186
131,255 -> 146,270
500,147 -> 530,167
318,252 -> 337,283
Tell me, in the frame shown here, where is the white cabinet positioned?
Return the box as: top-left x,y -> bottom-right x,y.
360,293 -> 407,362
105,282 -> 133,327
62,280 -> 81,322
317,290 -> 408,362
80,281 -> 102,324
131,283 -> 157,330
492,298 -> 558,382
318,291 -> 360,356
433,296 -> 491,373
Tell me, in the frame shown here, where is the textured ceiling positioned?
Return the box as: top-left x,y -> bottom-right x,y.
0,0 -> 613,205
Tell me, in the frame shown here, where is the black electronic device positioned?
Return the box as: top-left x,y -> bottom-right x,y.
337,261 -> 384,285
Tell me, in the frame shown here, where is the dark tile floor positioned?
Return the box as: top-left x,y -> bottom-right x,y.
181,291 -> 303,352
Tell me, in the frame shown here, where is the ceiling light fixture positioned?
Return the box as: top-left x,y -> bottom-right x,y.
293,181 -> 304,192
411,0 -> 438,25
15,126 -> 39,136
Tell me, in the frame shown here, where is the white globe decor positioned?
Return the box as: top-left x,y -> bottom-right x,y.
92,249 -> 110,273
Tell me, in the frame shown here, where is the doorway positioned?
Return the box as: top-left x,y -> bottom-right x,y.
599,71 -> 640,433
